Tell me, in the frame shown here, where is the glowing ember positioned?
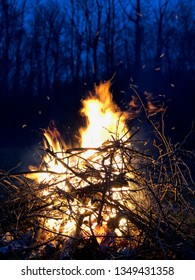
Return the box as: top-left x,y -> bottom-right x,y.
27,81 -> 146,243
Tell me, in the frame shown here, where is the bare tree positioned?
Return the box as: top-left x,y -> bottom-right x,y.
13,0 -> 27,96
153,0 -> 171,69
80,0 -> 103,81
39,1 -> 64,95
118,0 -> 142,76
92,0 -> 102,80
103,0 -> 116,77
0,0 -> 17,96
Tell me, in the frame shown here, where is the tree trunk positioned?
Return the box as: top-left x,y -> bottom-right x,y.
134,0 -> 141,76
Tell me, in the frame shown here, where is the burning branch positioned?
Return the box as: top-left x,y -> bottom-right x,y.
0,82 -> 194,259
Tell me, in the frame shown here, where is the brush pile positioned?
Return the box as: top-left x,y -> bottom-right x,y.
0,90 -> 194,260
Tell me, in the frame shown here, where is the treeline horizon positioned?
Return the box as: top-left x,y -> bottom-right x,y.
0,0 -> 194,94
0,0 -> 194,148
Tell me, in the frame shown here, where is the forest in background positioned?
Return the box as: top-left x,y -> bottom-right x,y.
0,0 -> 194,170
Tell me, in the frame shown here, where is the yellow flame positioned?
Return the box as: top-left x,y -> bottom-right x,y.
80,81 -> 129,148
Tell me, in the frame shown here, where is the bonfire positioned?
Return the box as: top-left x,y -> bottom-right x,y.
0,81 -> 194,259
